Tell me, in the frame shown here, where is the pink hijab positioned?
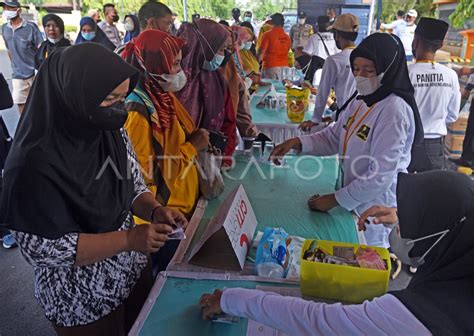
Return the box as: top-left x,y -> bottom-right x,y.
176,20 -> 230,132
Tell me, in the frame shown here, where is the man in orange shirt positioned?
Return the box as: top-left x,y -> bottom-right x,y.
258,13 -> 291,79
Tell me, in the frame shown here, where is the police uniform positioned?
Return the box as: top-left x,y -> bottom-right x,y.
290,12 -> 313,50
408,18 -> 461,172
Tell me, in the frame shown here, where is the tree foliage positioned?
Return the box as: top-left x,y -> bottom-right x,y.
80,0 -> 297,22
449,0 -> 474,29
380,0 -> 435,23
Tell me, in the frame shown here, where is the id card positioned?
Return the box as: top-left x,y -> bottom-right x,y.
168,223 -> 186,240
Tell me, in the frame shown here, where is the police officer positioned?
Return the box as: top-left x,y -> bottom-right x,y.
290,11 -> 313,53
408,17 -> 461,172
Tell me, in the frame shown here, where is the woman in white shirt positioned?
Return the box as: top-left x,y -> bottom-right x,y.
199,170 -> 474,335
271,33 -> 423,247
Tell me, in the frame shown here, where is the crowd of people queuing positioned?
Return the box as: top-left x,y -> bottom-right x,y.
1,0 -> 474,334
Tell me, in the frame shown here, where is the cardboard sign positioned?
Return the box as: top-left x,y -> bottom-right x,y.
189,185 -> 257,271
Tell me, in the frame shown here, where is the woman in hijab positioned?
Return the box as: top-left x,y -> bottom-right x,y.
35,14 -> 71,69
294,54 -> 325,87
239,27 -> 259,76
75,16 -> 116,50
123,14 -> 140,44
177,20 -> 236,167
269,33 -> 423,248
0,43 -> 187,334
219,25 -> 259,138
199,170 -> 474,335
122,30 -> 207,219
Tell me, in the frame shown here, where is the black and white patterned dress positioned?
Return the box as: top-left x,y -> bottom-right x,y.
12,130 -> 151,327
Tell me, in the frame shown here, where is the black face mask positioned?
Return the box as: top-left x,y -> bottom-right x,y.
220,50 -> 232,68
112,15 -> 120,23
89,100 -> 128,130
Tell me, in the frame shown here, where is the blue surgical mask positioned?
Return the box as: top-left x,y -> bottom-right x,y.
203,53 -> 225,71
244,16 -> 252,22
81,31 -> 96,41
243,41 -> 252,50
195,27 -> 225,72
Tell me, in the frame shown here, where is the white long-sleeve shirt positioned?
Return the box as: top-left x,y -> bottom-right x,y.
400,24 -> 416,57
221,288 -> 431,336
312,48 -> 356,123
303,32 -> 340,60
299,94 -> 415,247
381,19 -> 407,39
408,62 -> 461,138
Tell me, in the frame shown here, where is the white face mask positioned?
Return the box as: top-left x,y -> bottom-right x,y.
2,9 -> 19,21
355,46 -> 398,96
389,226 -> 451,267
298,18 -> 306,25
243,41 -> 252,50
124,21 -> 134,32
390,216 -> 466,267
157,70 -> 187,92
354,74 -> 383,96
47,36 -> 62,44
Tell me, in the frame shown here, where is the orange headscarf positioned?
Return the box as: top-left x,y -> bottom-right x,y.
122,30 -> 186,133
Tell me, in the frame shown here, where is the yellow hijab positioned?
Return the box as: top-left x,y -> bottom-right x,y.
239,27 -> 260,74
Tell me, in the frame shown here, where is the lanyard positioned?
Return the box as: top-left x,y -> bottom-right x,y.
415,60 -> 435,64
415,60 -> 436,68
342,102 -> 377,159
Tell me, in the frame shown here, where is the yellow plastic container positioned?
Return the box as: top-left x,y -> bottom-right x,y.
286,86 -> 310,123
300,240 -> 391,303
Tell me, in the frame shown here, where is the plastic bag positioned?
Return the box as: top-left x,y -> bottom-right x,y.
256,228 -> 294,278
196,151 -> 225,200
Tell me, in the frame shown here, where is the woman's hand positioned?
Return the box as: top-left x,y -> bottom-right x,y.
357,206 -> 398,231
299,120 -> 317,132
199,289 -> 223,320
152,206 -> 188,229
269,138 -> 302,165
189,129 -> 210,151
127,224 -> 172,253
308,194 -> 338,212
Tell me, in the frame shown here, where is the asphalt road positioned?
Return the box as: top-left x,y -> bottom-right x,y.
0,48 -> 55,336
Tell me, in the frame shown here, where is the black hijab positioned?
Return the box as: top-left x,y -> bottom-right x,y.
35,14 -> 71,70
1,43 -> 139,239
349,33 -> 423,146
391,171 -> 474,335
295,54 -> 325,83
75,17 -> 116,51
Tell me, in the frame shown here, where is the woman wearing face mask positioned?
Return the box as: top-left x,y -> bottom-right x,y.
75,16 -> 116,50
177,20 -> 237,167
270,33 -> 423,248
0,43 -> 187,334
123,14 -> 140,44
35,14 -> 71,70
220,26 -> 259,139
199,170 -> 474,335
122,30 -> 206,220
